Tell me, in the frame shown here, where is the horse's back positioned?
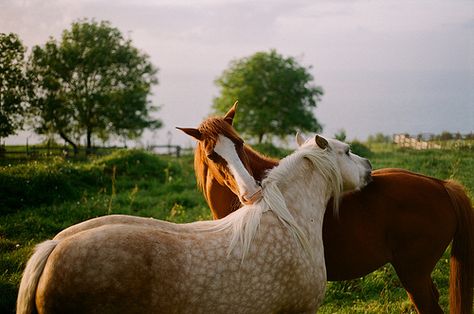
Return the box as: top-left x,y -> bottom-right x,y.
370,169 -> 456,239
53,214 -> 175,240
35,215 -> 324,314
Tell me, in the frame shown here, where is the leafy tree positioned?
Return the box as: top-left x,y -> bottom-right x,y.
0,33 -> 29,140
438,131 -> 453,141
28,19 -> 161,153
367,132 -> 392,144
213,49 -> 323,143
334,129 -> 347,142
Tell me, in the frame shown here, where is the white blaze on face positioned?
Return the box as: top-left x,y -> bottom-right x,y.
214,135 -> 260,201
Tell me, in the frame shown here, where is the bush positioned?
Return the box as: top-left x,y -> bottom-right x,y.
367,133 -> 392,144
350,141 -> 373,158
0,158 -> 103,215
0,150 -> 179,215
251,143 -> 291,159
92,149 -> 181,181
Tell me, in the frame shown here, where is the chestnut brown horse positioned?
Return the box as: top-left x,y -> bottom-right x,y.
178,104 -> 474,314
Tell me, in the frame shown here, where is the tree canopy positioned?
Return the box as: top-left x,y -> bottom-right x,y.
0,33 -> 29,139
27,19 -> 161,152
213,49 -> 323,143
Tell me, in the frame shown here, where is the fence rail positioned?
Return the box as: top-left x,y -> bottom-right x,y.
146,145 -> 182,157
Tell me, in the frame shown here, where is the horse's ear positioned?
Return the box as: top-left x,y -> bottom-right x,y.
176,127 -> 202,141
296,132 -> 306,147
315,135 -> 329,150
224,101 -> 238,125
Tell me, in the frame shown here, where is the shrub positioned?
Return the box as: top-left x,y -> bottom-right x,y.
350,141 -> 373,158
0,150 -> 179,215
0,158 -> 102,215
252,143 -> 291,159
92,149 -> 181,182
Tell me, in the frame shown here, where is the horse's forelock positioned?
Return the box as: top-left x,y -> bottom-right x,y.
198,117 -> 242,146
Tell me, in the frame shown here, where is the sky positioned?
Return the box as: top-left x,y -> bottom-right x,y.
1,0 -> 472,147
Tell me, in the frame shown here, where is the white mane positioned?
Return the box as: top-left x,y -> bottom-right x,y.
207,145 -> 344,261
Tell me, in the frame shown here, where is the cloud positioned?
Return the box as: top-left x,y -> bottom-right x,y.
1,0 -> 472,145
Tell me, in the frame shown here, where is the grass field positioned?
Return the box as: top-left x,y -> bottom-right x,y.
0,143 -> 472,313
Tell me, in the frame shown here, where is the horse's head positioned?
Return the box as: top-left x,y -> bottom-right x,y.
296,133 -> 372,192
177,102 -> 261,205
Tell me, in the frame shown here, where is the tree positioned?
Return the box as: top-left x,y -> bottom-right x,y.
334,129 -> 347,142
438,131 -> 453,141
0,33 -> 29,140
28,19 -> 161,153
213,49 -> 323,143
367,132 -> 391,144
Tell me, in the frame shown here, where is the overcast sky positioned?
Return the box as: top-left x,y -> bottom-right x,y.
1,0 -> 472,147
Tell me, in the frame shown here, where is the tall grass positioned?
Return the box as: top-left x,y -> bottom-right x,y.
0,144 -> 472,313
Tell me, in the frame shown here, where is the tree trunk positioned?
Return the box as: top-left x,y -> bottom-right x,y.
59,131 -> 78,155
86,128 -> 92,155
258,133 -> 264,144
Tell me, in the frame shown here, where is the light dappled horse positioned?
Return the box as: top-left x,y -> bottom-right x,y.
17,133 -> 371,314
179,103 -> 474,314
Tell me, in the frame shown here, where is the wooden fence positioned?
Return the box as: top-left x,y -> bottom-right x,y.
146,145 -> 193,157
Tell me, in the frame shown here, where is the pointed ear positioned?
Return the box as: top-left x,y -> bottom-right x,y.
176,127 -> 202,141
296,131 -> 306,147
315,135 -> 329,150
224,101 -> 238,125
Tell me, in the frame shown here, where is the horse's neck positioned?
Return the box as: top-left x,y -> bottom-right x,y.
244,146 -> 278,182
205,177 -> 240,218
279,169 -> 332,239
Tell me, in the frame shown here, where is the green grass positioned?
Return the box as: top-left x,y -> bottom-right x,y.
368,143 -> 473,197
0,144 -> 472,313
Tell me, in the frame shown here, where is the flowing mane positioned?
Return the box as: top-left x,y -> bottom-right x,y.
208,144 -> 343,261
